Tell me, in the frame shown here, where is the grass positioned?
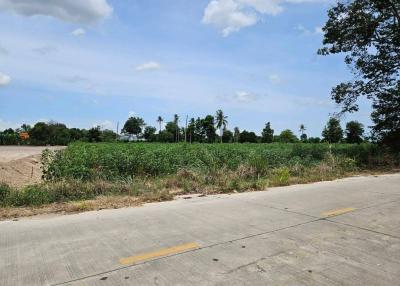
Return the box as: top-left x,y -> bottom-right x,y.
0,142 -> 398,218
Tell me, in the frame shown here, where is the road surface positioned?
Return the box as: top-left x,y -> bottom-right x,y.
1,174 -> 400,285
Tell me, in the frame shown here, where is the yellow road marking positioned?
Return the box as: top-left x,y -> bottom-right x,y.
119,242 -> 199,265
322,207 -> 356,218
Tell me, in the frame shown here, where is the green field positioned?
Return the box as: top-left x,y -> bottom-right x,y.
0,142 -> 397,210
43,142 -> 389,181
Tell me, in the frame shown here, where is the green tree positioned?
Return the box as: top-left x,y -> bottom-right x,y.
122,117 -> 145,136
29,122 -> 50,145
299,124 -> 307,142
279,129 -> 298,143
318,0 -> 400,149
261,122 -> 274,143
222,129 -> 233,143
143,126 -> 157,141
20,124 -> 32,132
202,115 -> 216,143
239,130 -> 258,143
308,137 -> 321,143
87,126 -> 101,142
345,121 -> 364,144
322,118 -> 343,143
215,109 -> 228,143
100,129 -> 117,142
187,118 -> 195,143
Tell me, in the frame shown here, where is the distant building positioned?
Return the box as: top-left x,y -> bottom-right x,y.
118,134 -> 146,142
19,132 -> 29,141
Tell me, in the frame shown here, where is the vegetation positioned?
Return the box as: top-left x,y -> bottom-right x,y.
319,0 -> 400,149
0,142 -> 396,210
0,121 -> 116,146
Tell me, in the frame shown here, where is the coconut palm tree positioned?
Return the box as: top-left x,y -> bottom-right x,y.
299,124 -> 306,136
215,109 -> 228,143
157,116 -> 163,134
173,114 -> 179,142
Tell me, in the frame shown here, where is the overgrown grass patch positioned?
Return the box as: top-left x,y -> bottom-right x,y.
1,142 -> 398,213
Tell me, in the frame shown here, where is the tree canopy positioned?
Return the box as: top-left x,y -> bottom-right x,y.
319,0 -> 400,149
345,121 -> 365,144
322,118 -> 344,143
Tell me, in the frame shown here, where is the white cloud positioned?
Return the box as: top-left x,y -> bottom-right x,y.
295,24 -> 324,35
0,0 -> 112,24
202,0 -> 258,37
0,72 -> 11,86
269,73 -> 281,84
71,28 -> 86,36
135,61 -> 161,71
203,0 -> 328,36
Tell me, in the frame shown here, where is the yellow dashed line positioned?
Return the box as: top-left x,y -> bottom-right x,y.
119,242 -> 199,265
322,207 -> 356,218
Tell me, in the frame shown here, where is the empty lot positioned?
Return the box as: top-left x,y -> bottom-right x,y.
0,174 -> 399,285
0,146 -> 64,186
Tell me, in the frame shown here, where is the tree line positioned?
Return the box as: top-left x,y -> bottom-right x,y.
122,111 -> 364,144
0,121 -> 116,145
1,111 -> 365,146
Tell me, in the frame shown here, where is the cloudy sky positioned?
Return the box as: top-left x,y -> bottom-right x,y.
0,0 -> 372,136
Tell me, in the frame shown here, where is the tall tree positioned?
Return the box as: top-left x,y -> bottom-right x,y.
143,126 -> 157,141
202,115 -> 216,143
156,116 -> 163,134
239,130 -> 258,143
322,118 -> 343,143
187,118 -> 195,143
299,124 -> 307,142
122,117 -> 145,137
279,129 -> 298,143
215,109 -> 228,143
173,114 -> 179,142
261,122 -> 274,143
318,0 -> 400,149
345,121 -> 365,144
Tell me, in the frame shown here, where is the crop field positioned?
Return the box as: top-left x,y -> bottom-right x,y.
42,142 -> 388,181
0,142 -> 398,215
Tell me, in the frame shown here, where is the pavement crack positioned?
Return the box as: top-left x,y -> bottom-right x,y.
324,219 -> 400,240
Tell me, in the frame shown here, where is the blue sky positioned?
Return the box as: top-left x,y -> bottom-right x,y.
0,0 -> 372,137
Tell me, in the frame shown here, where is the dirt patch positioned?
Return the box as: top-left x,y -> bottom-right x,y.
0,146 -> 65,187
0,196 -> 145,220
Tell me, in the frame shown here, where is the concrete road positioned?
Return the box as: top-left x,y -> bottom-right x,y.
1,174 -> 400,286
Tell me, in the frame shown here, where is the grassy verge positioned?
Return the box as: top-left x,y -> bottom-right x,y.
0,143 -> 398,219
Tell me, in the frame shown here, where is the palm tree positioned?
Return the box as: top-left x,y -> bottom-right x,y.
299,124 -> 306,136
157,116 -> 163,134
173,114 -> 179,142
215,109 -> 228,143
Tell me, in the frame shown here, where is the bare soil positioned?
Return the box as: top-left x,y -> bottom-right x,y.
0,146 -> 64,187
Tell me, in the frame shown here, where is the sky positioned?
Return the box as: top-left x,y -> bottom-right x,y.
0,0 -> 373,137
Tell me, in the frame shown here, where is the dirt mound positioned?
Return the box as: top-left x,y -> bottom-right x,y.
0,155 -> 43,187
